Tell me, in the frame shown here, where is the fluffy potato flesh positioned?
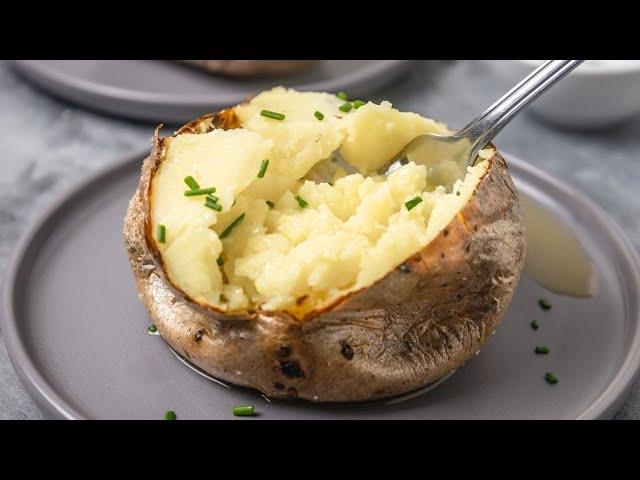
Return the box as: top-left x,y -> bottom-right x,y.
150,87 -> 491,317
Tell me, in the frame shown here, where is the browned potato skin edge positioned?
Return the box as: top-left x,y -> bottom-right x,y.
123,111 -> 526,402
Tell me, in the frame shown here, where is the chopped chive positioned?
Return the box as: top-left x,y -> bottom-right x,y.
339,102 -> 353,113
219,213 -> 245,239
260,109 -> 285,121
530,320 -> 539,330
205,197 -> 222,211
206,194 -> 219,203
165,410 -> 176,420
295,195 -> 309,209
314,110 -> 325,121
232,405 -> 255,417
147,324 -> 157,333
456,191 -> 461,196
232,199 -> 236,207
156,224 -> 166,243
539,298 -> 552,311
535,346 -> 550,354
184,187 -> 216,197
337,91 -> 348,100
257,159 -> 270,178
352,99 -> 365,109
266,200 -> 275,209
183,176 -> 200,190
544,372 -> 558,384
399,158 -> 409,166
216,256 -> 224,266
405,196 -> 423,211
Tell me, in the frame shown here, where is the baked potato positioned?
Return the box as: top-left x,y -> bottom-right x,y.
180,60 -> 315,77
124,87 -> 525,402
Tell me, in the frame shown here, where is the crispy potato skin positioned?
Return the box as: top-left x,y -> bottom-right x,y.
124,114 -> 525,402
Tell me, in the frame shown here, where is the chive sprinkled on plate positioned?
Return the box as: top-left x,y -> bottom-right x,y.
219,213 -> 245,239
339,102 -> 353,113
184,175 -> 200,190
337,91 -> 348,100
405,196 -> 423,211
232,405 -> 255,417
456,191 -> 461,196
544,372 -> 558,384
314,110 -> 325,121
147,324 -> 158,334
295,195 -> 309,209
156,224 -> 166,243
530,320 -> 539,330
216,256 -> 224,266
539,298 -> 552,311
257,159 -> 269,178
535,346 -> 550,354
266,200 -> 275,209
260,109 -> 285,121
165,410 -> 176,420
185,187 -> 217,197
352,99 -> 365,109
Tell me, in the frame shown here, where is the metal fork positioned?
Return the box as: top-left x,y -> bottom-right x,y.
379,60 -> 583,175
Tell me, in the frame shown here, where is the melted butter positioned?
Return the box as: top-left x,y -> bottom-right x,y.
521,195 -> 597,297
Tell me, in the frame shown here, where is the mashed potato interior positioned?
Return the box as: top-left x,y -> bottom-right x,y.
150,87 -> 490,317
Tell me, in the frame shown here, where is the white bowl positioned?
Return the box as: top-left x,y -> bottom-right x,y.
492,60 -> 640,129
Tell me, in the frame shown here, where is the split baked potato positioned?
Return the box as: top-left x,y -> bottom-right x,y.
124,87 -> 525,402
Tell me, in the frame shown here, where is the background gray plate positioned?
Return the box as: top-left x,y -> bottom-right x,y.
10,60 -> 414,124
2,151 -> 640,419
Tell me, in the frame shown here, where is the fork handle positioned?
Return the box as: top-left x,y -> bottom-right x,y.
460,60 -> 583,164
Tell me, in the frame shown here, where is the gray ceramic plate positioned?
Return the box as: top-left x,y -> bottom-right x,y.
10,60 -> 414,124
3,151 -> 640,419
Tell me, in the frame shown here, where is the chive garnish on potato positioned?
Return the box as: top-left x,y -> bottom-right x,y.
339,102 -> 353,113
266,200 -> 275,209
232,405 -> 255,416
295,195 -> 309,209
314,111 -> 324,121
352,100 -> 365,109
337,91 -> 348,100
260,109 -> 285,121
205,197 -> 222,211
185,187 -> 217,197
257,159 -> 270,178
219,213 -> 246,239
217,256 -> 224,266
156,224 -> 166,243
405,196 -> 423,211
184,176 -> 200,190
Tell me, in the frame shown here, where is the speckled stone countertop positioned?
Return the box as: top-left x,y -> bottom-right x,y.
1,60 -> 639,419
